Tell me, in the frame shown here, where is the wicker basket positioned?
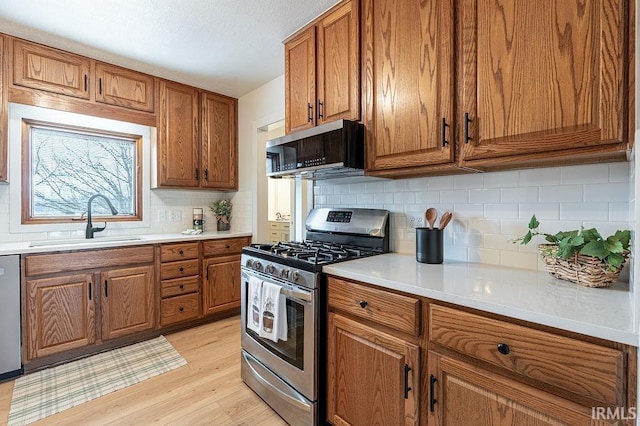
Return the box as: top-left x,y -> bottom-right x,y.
537,244 -> 629,288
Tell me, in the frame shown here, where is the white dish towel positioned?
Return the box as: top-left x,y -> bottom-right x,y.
247,276 -> 263,334
260,281 -> 288,343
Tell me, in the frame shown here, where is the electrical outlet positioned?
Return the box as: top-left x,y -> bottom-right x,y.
406,212 -> 425,229
157,210 -> 167,222
170,210 -> 182,223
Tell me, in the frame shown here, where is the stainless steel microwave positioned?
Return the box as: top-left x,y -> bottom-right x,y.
266,119 -> 364,180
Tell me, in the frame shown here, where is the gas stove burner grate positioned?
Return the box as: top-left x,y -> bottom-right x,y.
249,240 -> 381,266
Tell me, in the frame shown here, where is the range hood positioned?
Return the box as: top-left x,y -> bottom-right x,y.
266,119 -> 364,180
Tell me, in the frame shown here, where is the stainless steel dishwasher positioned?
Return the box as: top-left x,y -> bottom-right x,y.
0,255 -> 22,380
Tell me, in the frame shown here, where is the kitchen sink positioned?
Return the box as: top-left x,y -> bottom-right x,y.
28,236 -> 143,247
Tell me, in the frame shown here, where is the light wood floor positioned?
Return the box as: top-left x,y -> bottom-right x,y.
0,316 -> 287,425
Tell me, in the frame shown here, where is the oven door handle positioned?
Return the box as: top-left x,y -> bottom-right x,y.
242,351 -> 312,414
281,287 -> 312,303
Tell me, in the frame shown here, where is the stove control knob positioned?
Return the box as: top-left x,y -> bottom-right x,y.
253,261 -> 263,272
265,264 -> 275,274
281,269 -> 290,279
245,259 -> 254,268
291,271 -> 299,282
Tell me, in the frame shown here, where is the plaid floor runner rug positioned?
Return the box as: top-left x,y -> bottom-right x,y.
8,335 -> 187,425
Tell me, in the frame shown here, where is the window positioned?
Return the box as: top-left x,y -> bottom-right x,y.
22,119 -> 142,224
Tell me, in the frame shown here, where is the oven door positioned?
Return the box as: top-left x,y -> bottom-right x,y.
240,268 -> 317,401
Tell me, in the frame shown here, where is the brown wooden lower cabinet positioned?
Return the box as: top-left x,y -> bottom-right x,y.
326,312 -> 420,426
427,351 -> 594,425
25,273 -> 96,360
100,265 -> 155,340
326,275 -> 636,426
201,236 -> 250,317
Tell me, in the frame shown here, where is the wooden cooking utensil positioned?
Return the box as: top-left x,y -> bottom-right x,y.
425,208 -> 437,229
438,211 -> 452,229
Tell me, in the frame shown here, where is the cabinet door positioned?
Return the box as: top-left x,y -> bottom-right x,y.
427,351 -> 594,425
158,80 -> 199,187
316,0 -> 359,125
363,0 -> 455,173
25,273 -> 95,360
459,0 -> 628,164
285,26 -> 316,134
95,63 -> 155,112
202,255 -> 241,316
327,313 -> 419,426
101,265 -> 155,340
13,39 -> 90,99
0,35 -> 7,181
201,92 -> 237,189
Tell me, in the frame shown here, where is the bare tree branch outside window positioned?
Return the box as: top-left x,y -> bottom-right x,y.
30,126 -> 137,217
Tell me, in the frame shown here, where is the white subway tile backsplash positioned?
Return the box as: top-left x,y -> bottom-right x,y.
561,163 -> 609,184
312,162 -> 631,274
584,182 -> 630,202
518,203 -> 559,220
539,185 -> 583,203
519,168 -> 561,186
441,190 -> 469,203
560,203 -> 609,221
454,174 -> 484,189
469,189 -> 500,204
484,203 -> 519,219
501,187 -> 539,203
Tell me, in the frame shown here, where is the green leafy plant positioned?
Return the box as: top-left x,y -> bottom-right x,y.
514,215 -> 631,271
209,199 -> 232,222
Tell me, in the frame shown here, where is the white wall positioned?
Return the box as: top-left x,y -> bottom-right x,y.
236,75 -> 285,242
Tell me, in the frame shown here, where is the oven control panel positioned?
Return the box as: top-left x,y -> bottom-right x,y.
242,254 -> 317,290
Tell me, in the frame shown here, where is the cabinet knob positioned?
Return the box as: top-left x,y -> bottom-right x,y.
497,343 -> 510,355
179,249 -> 184,256
179,307 -> 184,312
179,284 -> 184,289
179,267 -> 184,272
226,244 -> 231,249
359,300 -> 368,308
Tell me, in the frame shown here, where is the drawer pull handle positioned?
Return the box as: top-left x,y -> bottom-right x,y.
429,374 -> 437,412
179,249 -> 184,256
497,343 -> 510,355
179,307 -> 184,312
359,300 -> 368,308
179,284 -> 184,289
179,267 -> 184,272
226,244 -> 231,249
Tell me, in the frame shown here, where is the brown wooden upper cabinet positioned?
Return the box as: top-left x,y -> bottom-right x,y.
201,92 -> 237,189
156,80 -> 238,190
360,0 -> 632,177
362,0 -> 455,176
13,39 -> 91,99
284,0 -> 359,134
459,0 -> 631,169
95,62 -> 155,112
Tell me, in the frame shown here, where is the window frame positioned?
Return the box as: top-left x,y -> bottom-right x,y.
21,119 -> 143,225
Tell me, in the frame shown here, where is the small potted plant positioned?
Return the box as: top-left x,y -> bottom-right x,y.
210,199 -> 232,231
515,215 -> 631,287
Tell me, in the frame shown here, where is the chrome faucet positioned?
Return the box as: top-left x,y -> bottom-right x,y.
85,194 -> 119,239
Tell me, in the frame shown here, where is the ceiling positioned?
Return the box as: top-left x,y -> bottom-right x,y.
0,0 -> 340,98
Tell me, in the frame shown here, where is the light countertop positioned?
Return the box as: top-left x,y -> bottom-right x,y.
323,253 -> 638,346
0,231 -> 253,256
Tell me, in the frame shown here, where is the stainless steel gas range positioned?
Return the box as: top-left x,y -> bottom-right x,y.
240,208 -> 390,426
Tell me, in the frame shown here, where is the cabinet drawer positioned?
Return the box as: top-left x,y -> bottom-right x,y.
429,304 -> 625,406
161,293 -> 200,326
160,259 -> 199,280
25,245 -> 154,276
328,277 -> 420,336
202,237 -> 250,257
160,242 -> 199,262
161,276 -> 200,298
